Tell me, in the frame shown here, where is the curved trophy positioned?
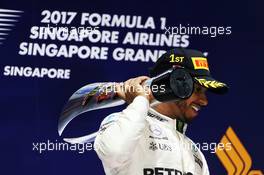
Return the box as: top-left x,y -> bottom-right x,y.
58,67 -> 193,143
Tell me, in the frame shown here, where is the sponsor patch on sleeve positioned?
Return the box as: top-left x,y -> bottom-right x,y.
99,113 -> 118,133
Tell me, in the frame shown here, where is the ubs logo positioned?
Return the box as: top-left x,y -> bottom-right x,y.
158,143 -> 172,152
149,142 -> 172,152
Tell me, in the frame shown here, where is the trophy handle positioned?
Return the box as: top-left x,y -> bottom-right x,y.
58,82 -> 125,136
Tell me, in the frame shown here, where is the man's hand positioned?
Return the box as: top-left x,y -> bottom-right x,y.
115,76 -> 154,104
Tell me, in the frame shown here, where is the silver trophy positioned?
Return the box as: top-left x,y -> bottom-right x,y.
58,67 -> 193,143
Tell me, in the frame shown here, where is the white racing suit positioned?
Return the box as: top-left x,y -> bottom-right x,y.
94,96 -> 210,175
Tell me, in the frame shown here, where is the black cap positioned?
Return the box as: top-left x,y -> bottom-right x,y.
149,48 -> 228,94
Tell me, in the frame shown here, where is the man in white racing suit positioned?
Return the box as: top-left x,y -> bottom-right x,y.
94,48 -> 228,175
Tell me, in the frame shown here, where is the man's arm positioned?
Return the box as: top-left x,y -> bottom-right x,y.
94,76 -> 153,168
94,96 -> 149,167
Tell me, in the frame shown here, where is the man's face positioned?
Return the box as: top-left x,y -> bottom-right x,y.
175,83 -> 208,122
